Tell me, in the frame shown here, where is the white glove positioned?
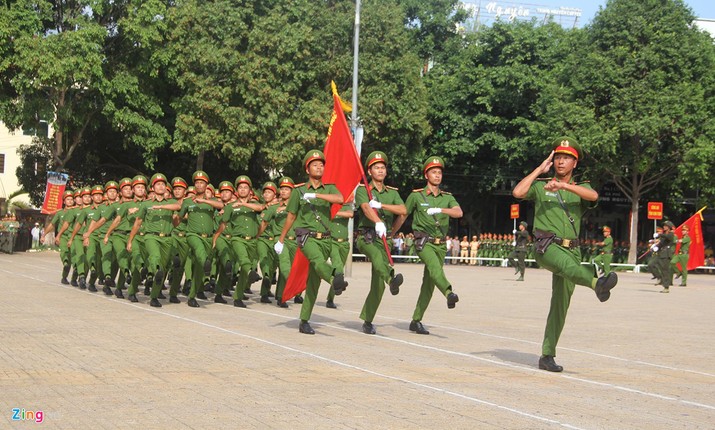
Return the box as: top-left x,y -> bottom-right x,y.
369,199 -> 382,209
653,233 -> 659,238
512,241 -> 516,247
375,222 -> 387,238
302,192 -> 316,201
426,208 -> 442,215
651,245 -> 659,252
512,229 -> 517,234
274,241 -> 284,255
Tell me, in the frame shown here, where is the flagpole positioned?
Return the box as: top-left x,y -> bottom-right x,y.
347,0 -> 362,277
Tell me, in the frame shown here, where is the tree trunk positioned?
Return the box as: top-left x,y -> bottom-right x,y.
196,150 -> 205,171
628,198 -> 640,264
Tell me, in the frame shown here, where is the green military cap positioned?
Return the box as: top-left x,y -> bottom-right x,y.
105,181 -> 119,192
278,176 -> 295,189
80,187 -> 92,196
262,181 -> 277,193
63,190 -> 74,199
91,185 -> 104,195
520,221 -> 528,228
192,170 -> 210,184
150,173 -> 168,187
219,181 -> 235,192
186,186 -> 196,195
235,175 -> 252,188
303,149 -> 325,170
206,183 -> 215,193
132,175 -> 148,187
663,221 -> 675,228
73,189 -> 81,198
366,150 -> 388,168
171,177 -> 188,189
423,156 -> 445,174
552,136 -> 580,160
119,177 -> 133,189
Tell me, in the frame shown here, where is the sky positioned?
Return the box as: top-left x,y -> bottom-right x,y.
537,0 -> 715,26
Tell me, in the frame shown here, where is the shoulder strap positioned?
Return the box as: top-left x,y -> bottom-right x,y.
555,191 -> 579,237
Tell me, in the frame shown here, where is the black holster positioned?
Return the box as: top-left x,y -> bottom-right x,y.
533,230 -> 556,254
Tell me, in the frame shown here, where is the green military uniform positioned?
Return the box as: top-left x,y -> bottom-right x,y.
134,174 -> 176,302
168,177 -> 192,299
51,191 -> 75,282
257,182 -> 279,300
84,185 -> 106,289
125,176 -> 148,298
328,203 -> 353,305
520,138 -> 616,370
671,231 -> 690,286
508,221 -> 529,281
70,188 -> 92,289
107,178 -> 136,294
356,176 -> 404,325
593,227 -> 614,275
180,171 -> 217,304
405,157 -> 461,330
285,151 -> 344,326
97,182 -> 120,290
272,177 -> 297,307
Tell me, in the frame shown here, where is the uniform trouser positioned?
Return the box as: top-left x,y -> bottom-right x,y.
85,235 -> 103,285
328,239 -> 350,302
460,249 -> 468,263
508,249 -> 527,276
186,234 -> 212,299
99,236 -> 114,281
648,255 -> 662,279
535,244 -> 595,357
110,234 -> 131,288
127,236 -> 146,296
277,239 -> 298,302
658,253 -> 674,288
213,236 -> 235,296
299,238 -> 334,321
412,242 -> 453,322
59,236 -> 72,278
469,249 -> 478,265
169,234 -> 191,297
230,238 -> 257,301
593,253 -> 612,275
671,254 -> 688,284
358,237 -> 393,323
257,237 -> 277,297
139,234 -> 173,299
71,236 -> 87,277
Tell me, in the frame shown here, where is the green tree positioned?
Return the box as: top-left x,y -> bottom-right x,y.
537,0 -> 715,262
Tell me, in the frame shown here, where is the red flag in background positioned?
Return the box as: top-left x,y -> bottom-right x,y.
323,81 -> 363,218
674,208 -> 706,271
282,82 -> 363,302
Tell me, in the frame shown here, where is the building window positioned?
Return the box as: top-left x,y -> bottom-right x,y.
0,153 -> 5,174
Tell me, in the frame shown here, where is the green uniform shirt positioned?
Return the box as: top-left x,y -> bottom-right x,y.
286,182 -> 340,233
355,182 -> 404,229
524,179 -> 595,239
601,236 -> 613,253
51,208 -> 72,231
679,235 -> 691,254
137,198 -> 177,235
96,202 -> 118,236
179,198 -> 218,236
114,200 -> 144,232
515,230 -> 529,250
74,206 -> 95,235
330,203 -> 353,240
660,231 -> 676,258
173,200 -> 188,234
405,188 -> 459,237
265,202 -> 294,237
84,204 -> 104,236
221,202 -> 260,237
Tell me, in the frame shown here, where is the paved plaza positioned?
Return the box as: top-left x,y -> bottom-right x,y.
0,251 -> 713,429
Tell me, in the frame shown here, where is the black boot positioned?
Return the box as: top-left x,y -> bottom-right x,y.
538,355 -> 563,372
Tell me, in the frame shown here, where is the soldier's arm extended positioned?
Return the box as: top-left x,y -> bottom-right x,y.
513,151 -> 554,199
315,191 -> 343,205
84,218 -> 106,240
54,221 -> 70,245
391,213 -> 407,234
278,212 -> 297,244
544,180 -> 598,202
335,209 -> 353,219
257,220 -> 269,237
233,201 -> 265,212
104,215 -> 122,244
67,222 -> 82,246
194,197 -> 224,210
126,217 -> 143,252
212,222 -> 226,248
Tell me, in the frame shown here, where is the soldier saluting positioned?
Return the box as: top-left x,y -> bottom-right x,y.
512,137 -> 618,373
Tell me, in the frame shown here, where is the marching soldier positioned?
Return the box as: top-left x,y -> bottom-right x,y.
67,187 -> 92,290
211,181 -> 237,304
355,151 -> 406,335
657,221 -> 676,293
269,177 -> 299,308
83,183 -> 119,294
103,178 -> 135,298
508,221 -> 529,281
275,149 -> 346,334
593,226 -> 614,275
512,137 -> 618,372
127,174 -> 176,307
168,177 -> 191,302
672,224 -> 690,287
44,190 -> 75,283
256,182 -> 279,302
405,156 -> 463,335
121,175 -> 149,301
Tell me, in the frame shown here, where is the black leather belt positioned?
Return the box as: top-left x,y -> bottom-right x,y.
140,232 -> 168,237
308,231 -> 330,239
